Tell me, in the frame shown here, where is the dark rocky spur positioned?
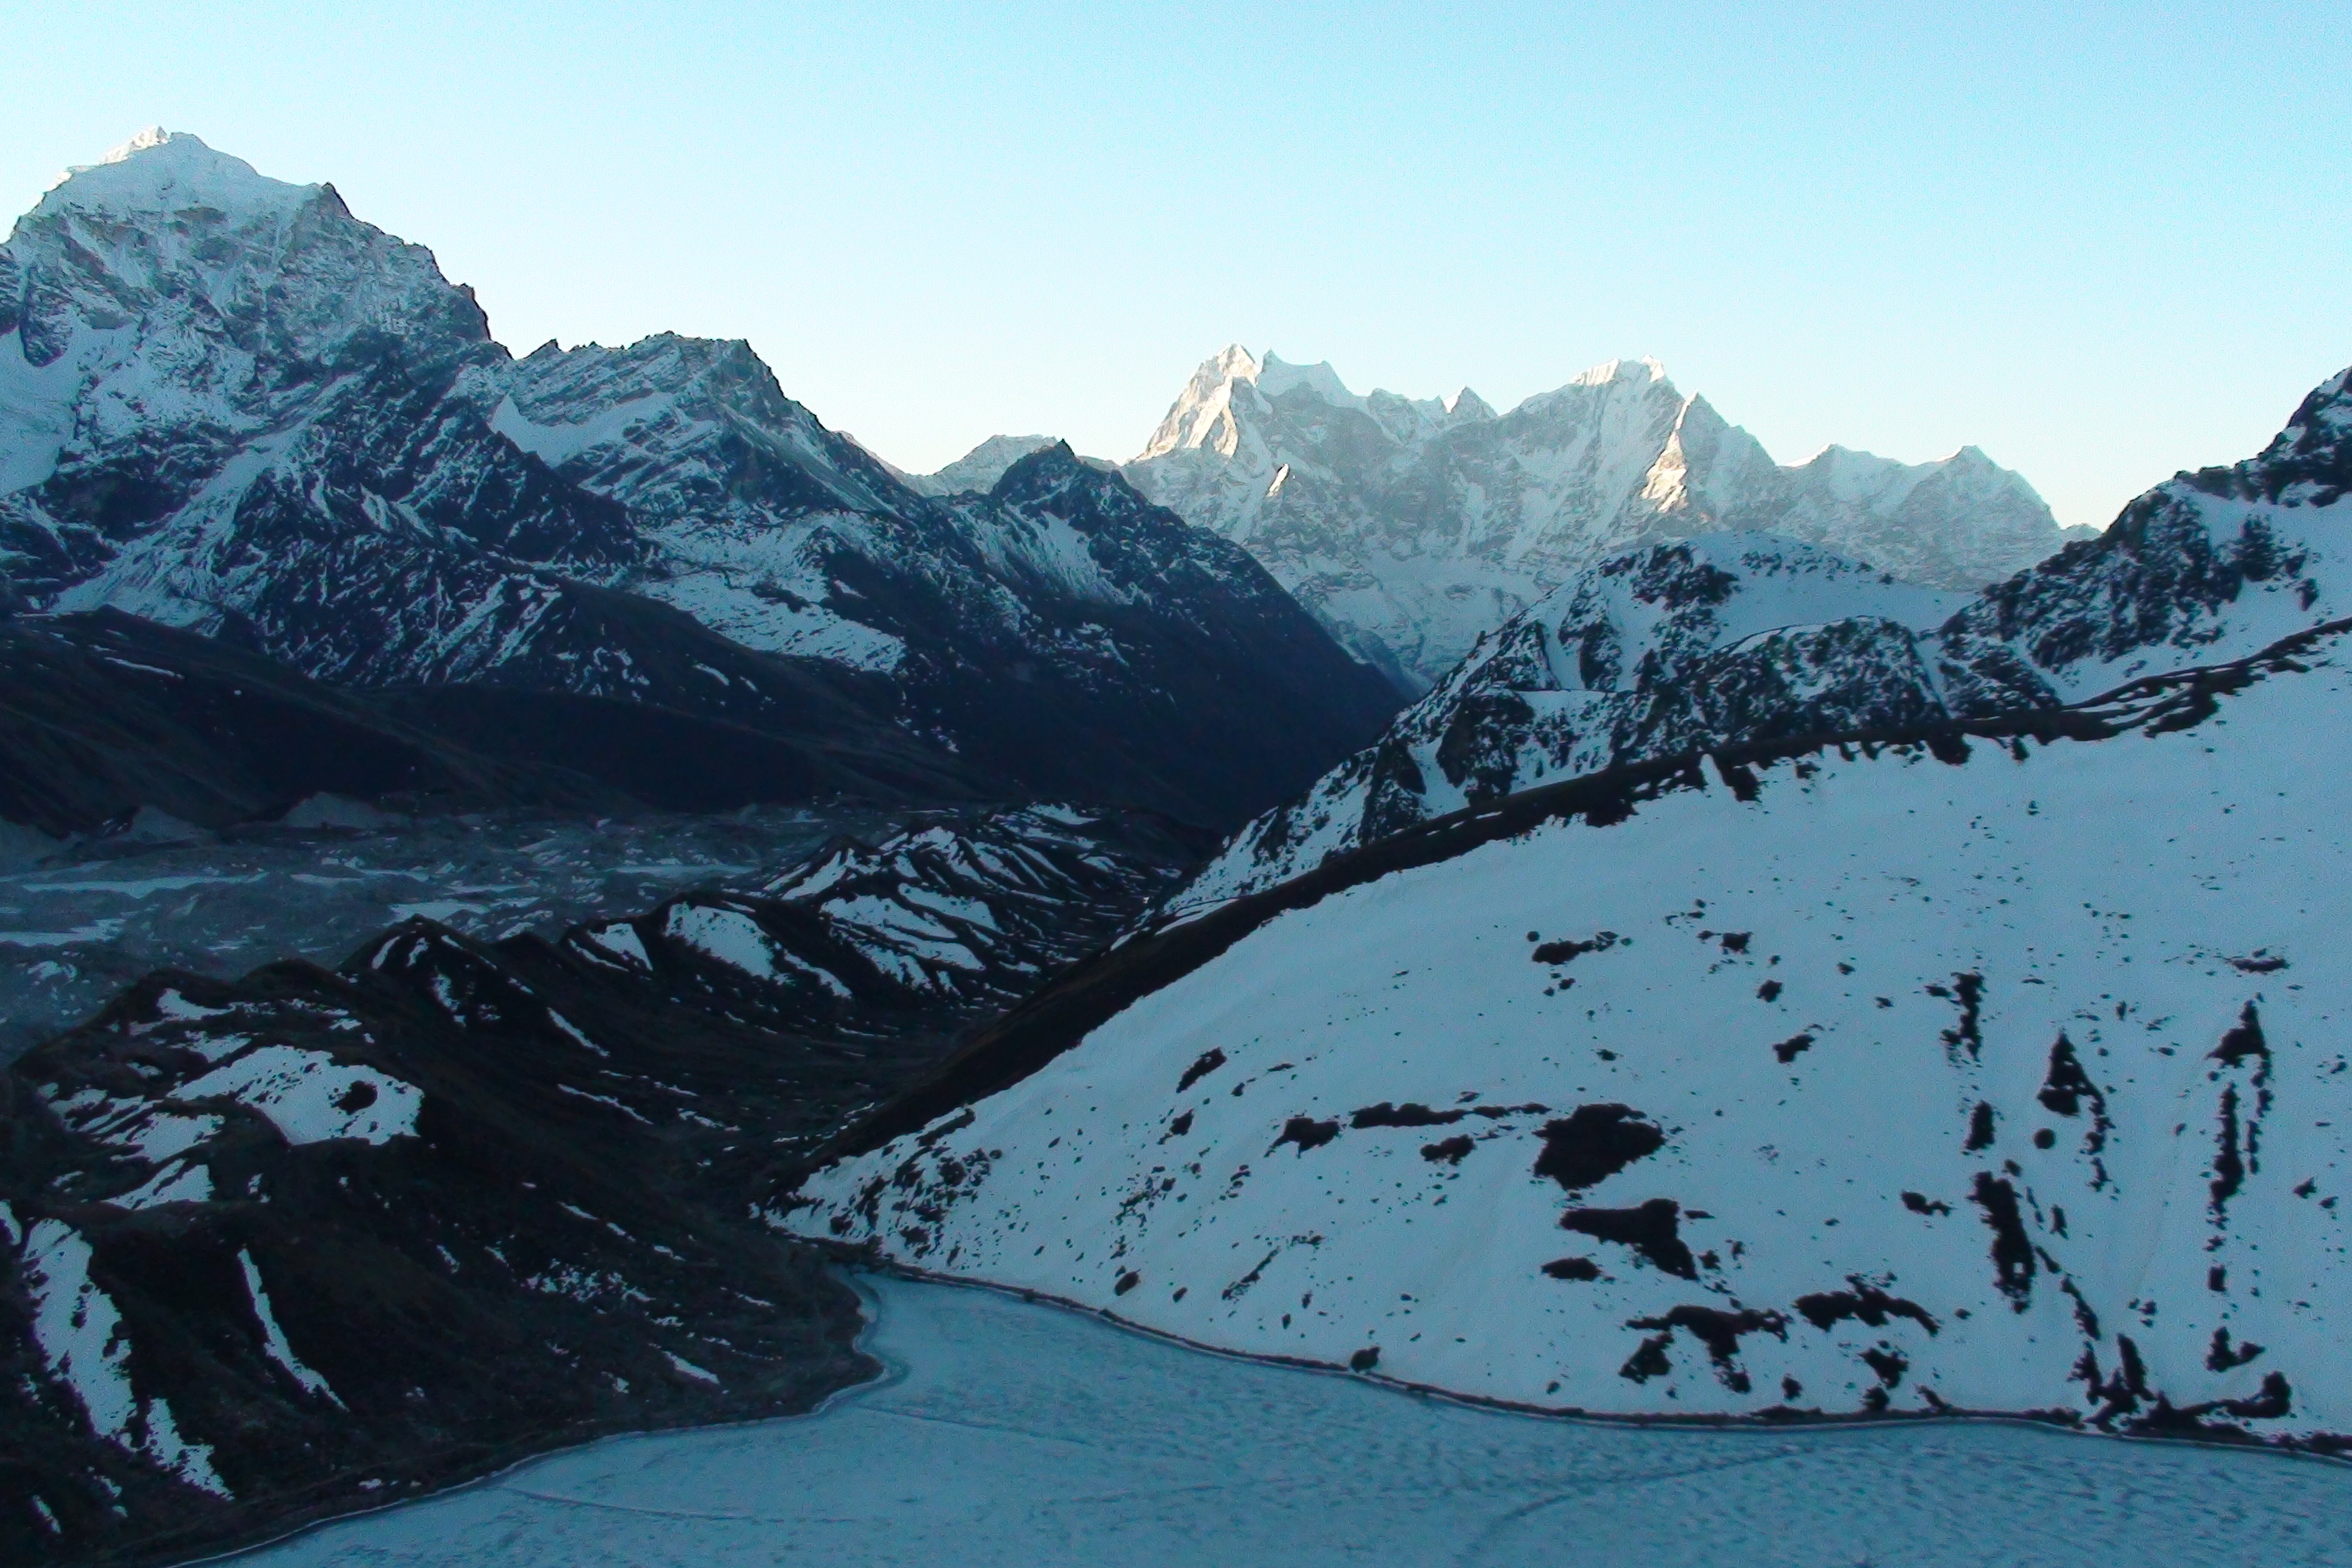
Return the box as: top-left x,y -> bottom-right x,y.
0,804 -> 1202,1565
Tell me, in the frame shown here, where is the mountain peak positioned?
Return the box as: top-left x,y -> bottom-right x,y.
1207,342 -> 1260,380
102,125 -> 174,162
1570,355 -> 1673,389
1138,345 -> 1481,463
37,128 -> 317,224
1135,345 -> 1263,461
992,438 -> 1081,488
1445,386 -> 1495,420
902,433 -> 1061,496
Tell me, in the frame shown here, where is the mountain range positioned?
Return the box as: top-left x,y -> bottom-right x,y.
6,124 -> 2347,1565
0,131 -> 1398,834
3,804 -> 1210,1561
922,347 -> 2086,692
1178,364 -> 2341,904
0,130 -> 1395,1561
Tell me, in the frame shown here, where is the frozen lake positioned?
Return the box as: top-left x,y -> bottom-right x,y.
217,1273 -> 2352,1566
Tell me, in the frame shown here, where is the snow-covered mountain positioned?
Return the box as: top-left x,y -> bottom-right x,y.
1,803 -> 1207,1562
0,134 -> 1398,830
1179,536 -> 1967,902
897,434 -> 1060,497
783,365 -> 2352,1449
1182,367 -> 2349,904
1122,346 -> 2084,691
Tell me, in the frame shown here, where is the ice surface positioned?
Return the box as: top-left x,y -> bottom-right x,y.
227,1274 -> 2352,1566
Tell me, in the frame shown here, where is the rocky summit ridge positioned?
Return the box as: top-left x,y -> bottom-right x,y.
1111,345 -> 2083,691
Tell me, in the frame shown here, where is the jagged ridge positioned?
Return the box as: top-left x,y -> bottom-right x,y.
1122,345 -> 2082,690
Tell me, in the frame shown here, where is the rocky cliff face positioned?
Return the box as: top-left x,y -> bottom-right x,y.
0,134 -> 1399,833
1177,367 -> 2352,907
1123,347 -> 2082,690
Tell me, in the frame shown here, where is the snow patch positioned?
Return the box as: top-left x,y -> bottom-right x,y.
25,1219 -> 227,1493
176,1045 -> 422,1145
239,1251 -> 341,1406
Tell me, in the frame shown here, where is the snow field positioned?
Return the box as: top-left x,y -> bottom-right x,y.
795,654 -> 2352,1435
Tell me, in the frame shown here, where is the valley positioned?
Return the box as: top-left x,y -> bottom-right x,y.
2,123 -> 2347,1567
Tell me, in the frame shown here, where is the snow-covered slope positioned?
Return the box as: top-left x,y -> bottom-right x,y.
1183,536 -> 1969,901
583,804 -> 1211,1067
1124,347 -> 2080,690
786,372 -> 2352,1447
1185,367 -> 2352,903
0,134 -> 1398,830
787,627 -> 2350,1443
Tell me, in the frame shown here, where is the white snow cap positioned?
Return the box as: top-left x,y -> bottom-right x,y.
1570,355 -> 1672,388
1209,343 -> 1664,413
39,128 -> 317,220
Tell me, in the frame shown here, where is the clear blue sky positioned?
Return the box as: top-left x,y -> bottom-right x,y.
7,1 -> 2345,529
